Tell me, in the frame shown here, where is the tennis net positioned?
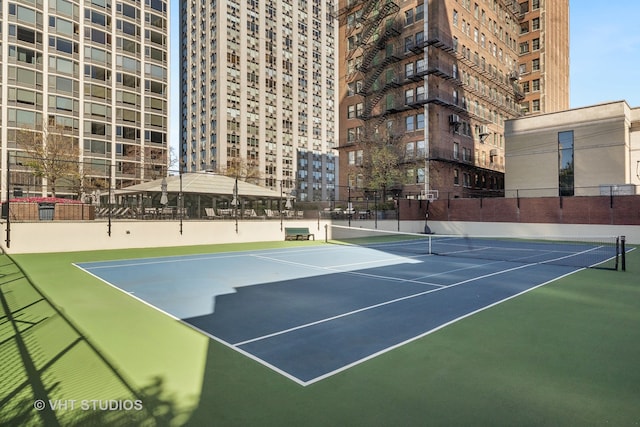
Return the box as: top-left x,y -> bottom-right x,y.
326,225 -> 623,270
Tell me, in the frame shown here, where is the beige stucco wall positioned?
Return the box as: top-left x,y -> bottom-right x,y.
505,101 -> 638,197
1,220 -> 331,254
2,218 -> 638,254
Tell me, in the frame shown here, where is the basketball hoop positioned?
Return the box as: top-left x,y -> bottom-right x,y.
419,190 -> 439,201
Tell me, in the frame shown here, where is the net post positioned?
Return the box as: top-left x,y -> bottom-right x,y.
621,235 -> 626,272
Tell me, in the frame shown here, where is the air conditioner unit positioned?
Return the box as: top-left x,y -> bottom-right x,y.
449,114 -> 460,124
479,125 -> 489,136
490,149 -> 498,157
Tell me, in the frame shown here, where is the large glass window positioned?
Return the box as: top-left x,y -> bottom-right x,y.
558,131 -> 574,196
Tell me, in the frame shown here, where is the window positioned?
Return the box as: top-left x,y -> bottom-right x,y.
347,81 -> 357,96
519,63 -> 527,75
532,79 -> 540,91
120,3 -> 138,19
558,131 -> 574,196
85,102 -> 109,117
86,65 -> 109,81
416,114 -> 425,129
532,38 -> 540,50
146,0 -> 166,13
52,17 -> 74,36
54,0 -> 74,17
405,9 -> 413,26
416,3 -> 424,21
532,99 -> 540,112
11,88 -> 37,105
453,142 -> 459,159
347,127 -> 356,143
118,19 -> 138,36
49,36 -> 74,54
9,45 -> 42,65
405,115 -> 415,132
532,17 -> 540,31
17,26 -> 42,45
55,76 -> 74,93
405,89 -> 414,104
51,56 -> 75,74
347,104 -> 356,119
404,36 -> 413,52
405,62 -> 414,78
519,41 -> 529,54
406,142 -> 415,158
532,58 -> 540,71
90,122 -> 107,135
453,169 -> 459,185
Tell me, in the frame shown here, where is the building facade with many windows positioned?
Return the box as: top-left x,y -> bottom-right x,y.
0,0 -> 170,200
337,0 -> 568,202
180,0 -> 339,202
517,0 -> 569,115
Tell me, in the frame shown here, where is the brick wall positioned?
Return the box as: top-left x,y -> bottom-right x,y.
400,195 -> 640,225
6,203 -> 95,221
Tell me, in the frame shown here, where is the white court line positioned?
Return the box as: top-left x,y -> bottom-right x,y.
232,261 -> 536,347
72,262 -> 309,386
75,242 -> 621,387
304,268 -> 584,386
249,253 -> 444,287
78,243 -> 366,270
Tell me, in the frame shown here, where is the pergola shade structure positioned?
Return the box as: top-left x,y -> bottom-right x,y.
113,173 -> 286,219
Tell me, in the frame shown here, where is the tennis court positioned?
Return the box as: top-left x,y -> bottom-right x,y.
75,227 -> 624,385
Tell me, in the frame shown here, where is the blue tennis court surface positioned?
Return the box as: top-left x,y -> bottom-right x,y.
76,242 -> 608,385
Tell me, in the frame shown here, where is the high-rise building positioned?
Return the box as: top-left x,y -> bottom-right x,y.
180,0 -> 339,202
337,0 -> 568,201
517,0 -> 569,115
0,0 -> 170,200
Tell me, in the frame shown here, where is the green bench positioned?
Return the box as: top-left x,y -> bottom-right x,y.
285,227 -> 315,241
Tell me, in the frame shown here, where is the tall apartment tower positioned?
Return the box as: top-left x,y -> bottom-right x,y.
337,0 -> 567,200
0,0 -> 170,199
517,0 -> 569,115
180,0 -> 339,202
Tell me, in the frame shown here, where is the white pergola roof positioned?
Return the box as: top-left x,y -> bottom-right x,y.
116,172 -> 283,200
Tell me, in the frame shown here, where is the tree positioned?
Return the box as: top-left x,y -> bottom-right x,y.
351,121 -> 407,200
364,143 -> 405,197
222,156 -> 261,185
16,123 -> 79,197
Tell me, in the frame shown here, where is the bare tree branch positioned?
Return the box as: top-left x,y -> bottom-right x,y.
16,123 -> 79,197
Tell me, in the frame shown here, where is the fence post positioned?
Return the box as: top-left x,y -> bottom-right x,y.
610,185 -> 614,209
